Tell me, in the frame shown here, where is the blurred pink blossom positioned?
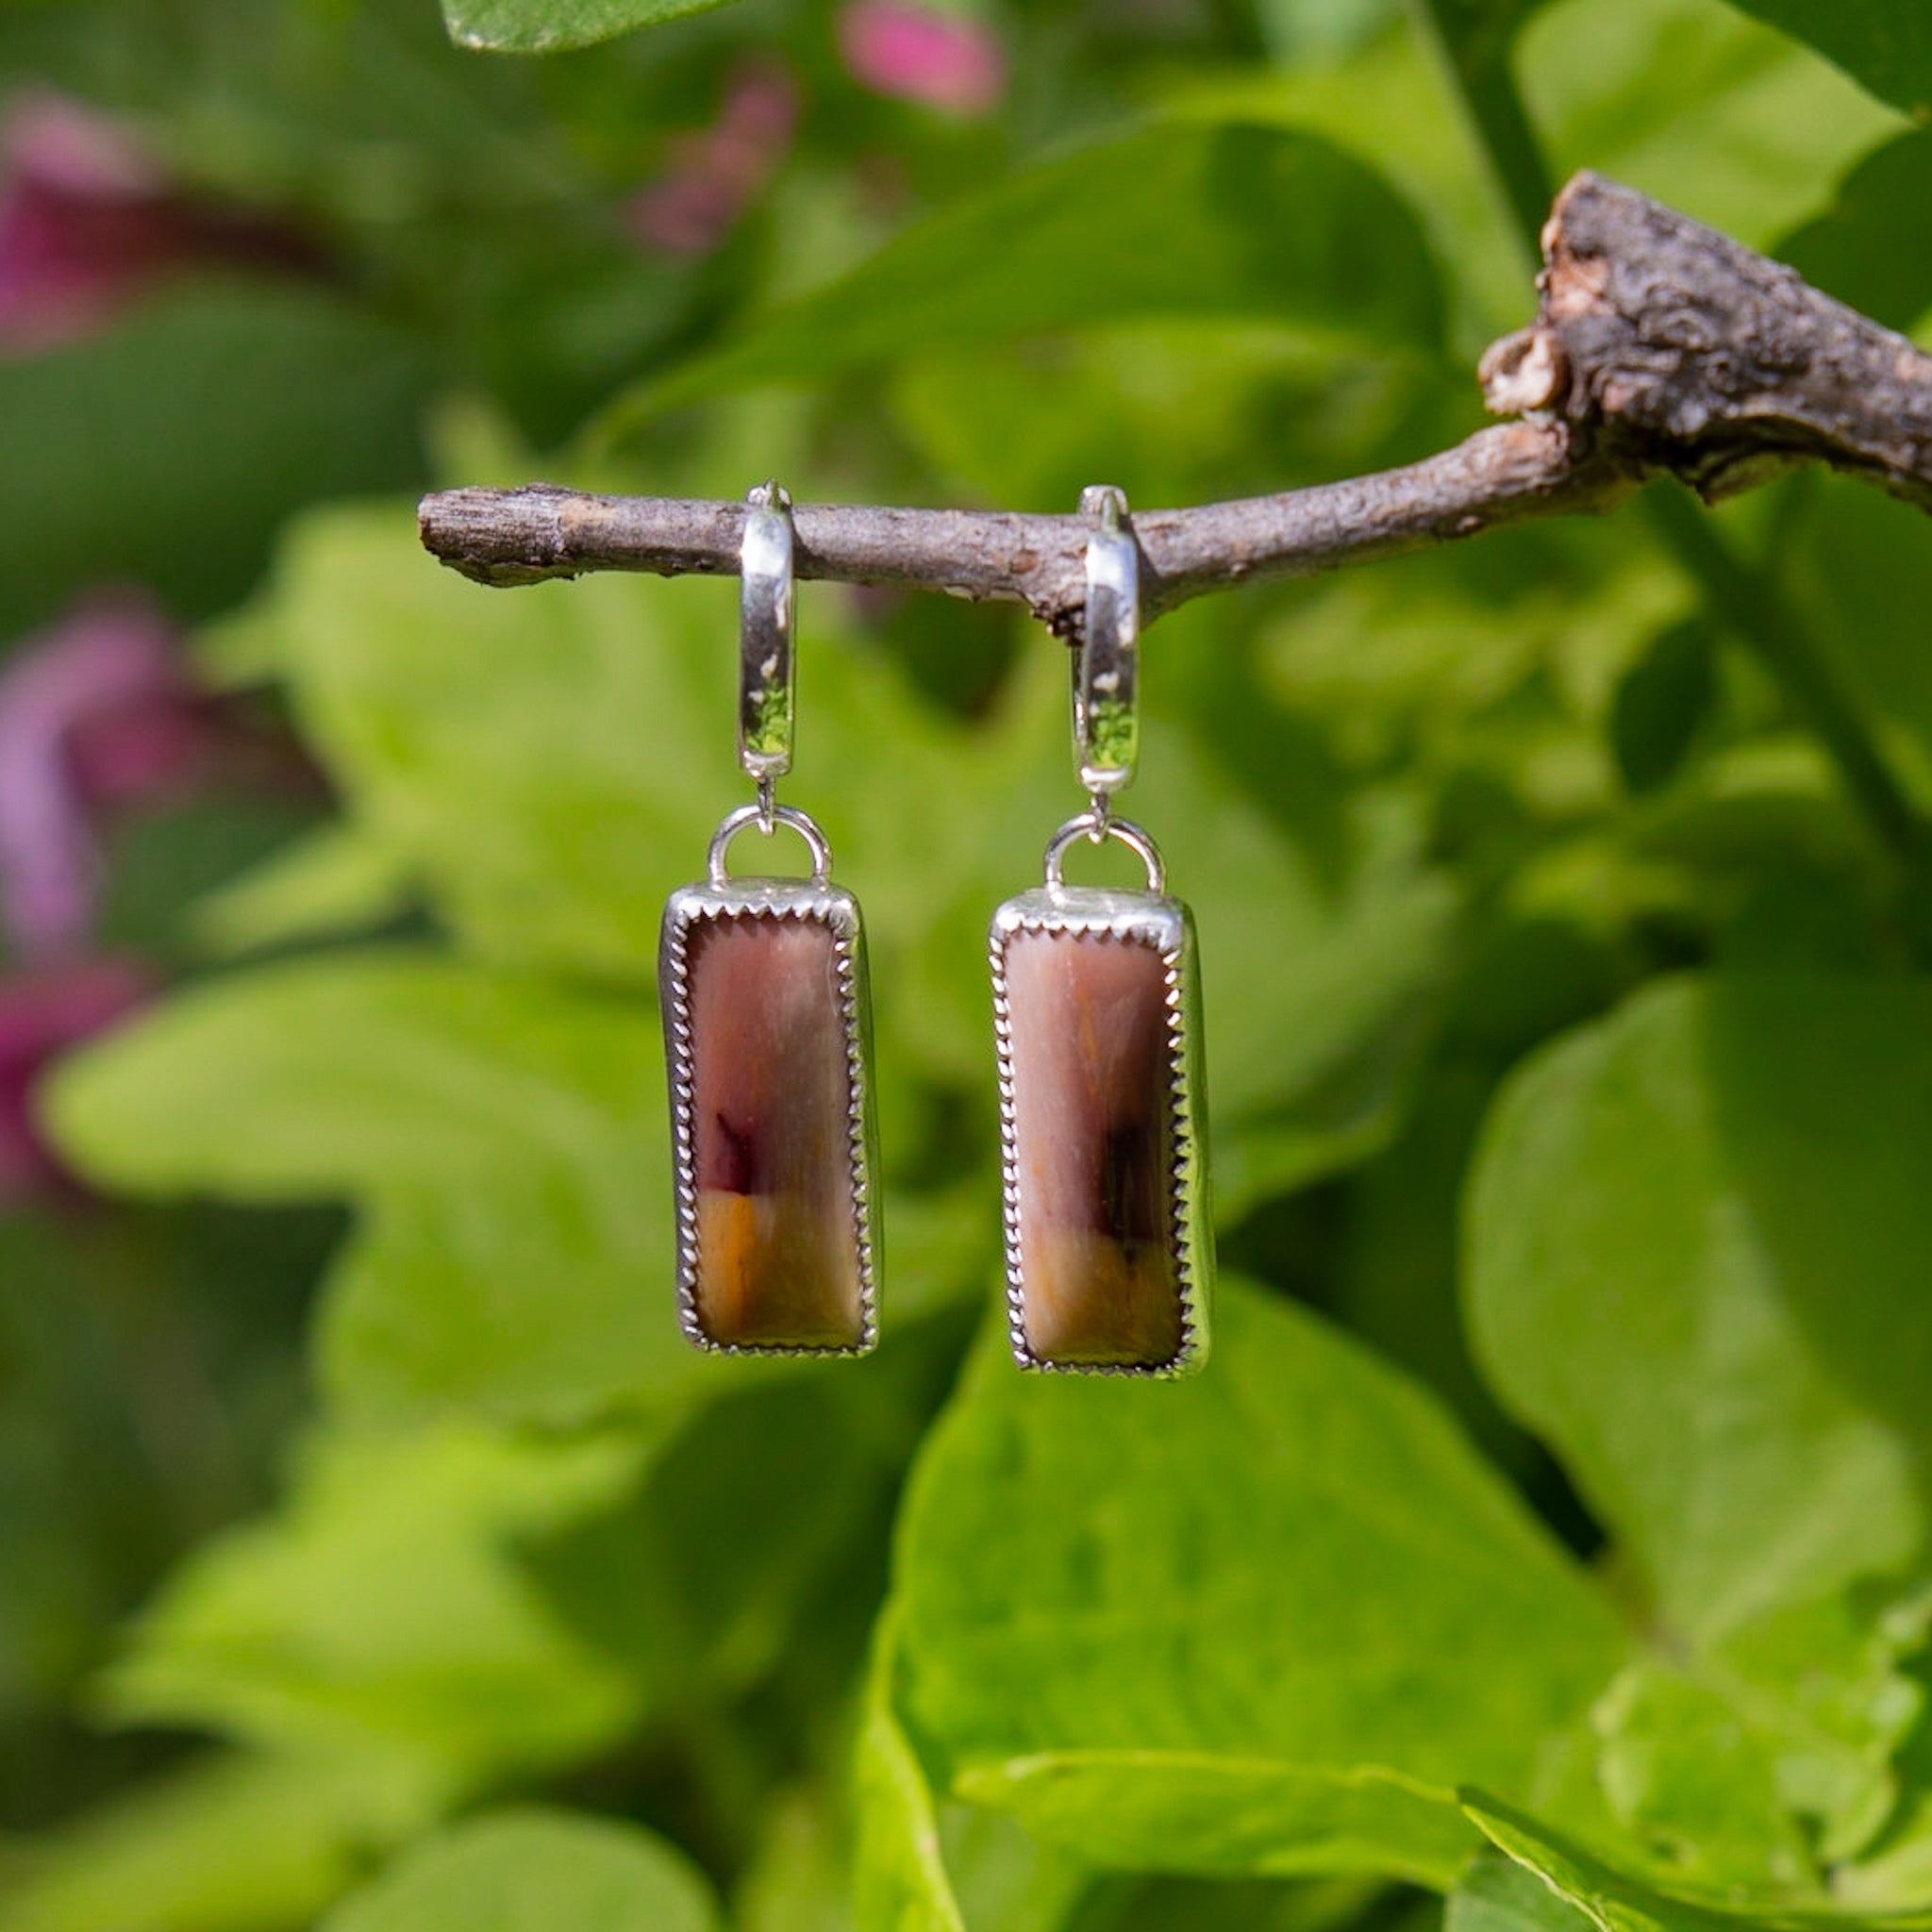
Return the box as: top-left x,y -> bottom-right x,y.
0,590 -> 323,1200
837,3 -> 1007,116
0,955 -> 153,1202
0,593 -> 183,960
629,61 -> 801,257
0,591 -> 327,963
0,90 -> 325,353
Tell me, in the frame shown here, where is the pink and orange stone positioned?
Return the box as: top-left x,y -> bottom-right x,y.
679,911 -> 865,1350
1001,927 -> 1186,1369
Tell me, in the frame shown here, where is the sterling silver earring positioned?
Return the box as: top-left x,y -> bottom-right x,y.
659,483 -> 879,1356
990,487 -> 1212,1377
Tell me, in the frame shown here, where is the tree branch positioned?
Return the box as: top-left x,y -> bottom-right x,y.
1491,172 -> 1932,511
419,171 -> 1932,640
421,420 -> 1627,633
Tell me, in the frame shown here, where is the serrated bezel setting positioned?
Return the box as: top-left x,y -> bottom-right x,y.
660,876 -> 879,1357
990,884 -> 1212,1378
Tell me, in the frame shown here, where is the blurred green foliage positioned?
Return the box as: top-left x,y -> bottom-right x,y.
5,0 -> 1932,1929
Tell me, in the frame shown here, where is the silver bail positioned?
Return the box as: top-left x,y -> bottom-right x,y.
740,481 -> 795,809
1074,484 -> 1140,815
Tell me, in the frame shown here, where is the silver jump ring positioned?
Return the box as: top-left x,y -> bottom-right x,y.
1042,810 -> 1165,895
708,802 -> 833,887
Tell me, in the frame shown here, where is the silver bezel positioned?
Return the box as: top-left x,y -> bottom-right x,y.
989,884 -> 1212,1378
659,876 -> 879,1357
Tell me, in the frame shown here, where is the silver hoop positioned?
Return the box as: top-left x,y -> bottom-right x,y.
708,802 -> 833,887
740,481 -> 794,788
1041,810 -> 1165,895
1074,483 -> 1140,801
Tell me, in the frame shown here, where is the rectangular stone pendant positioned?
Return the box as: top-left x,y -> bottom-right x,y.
661,879 -> 878,1355
991,887 -> 1211,1376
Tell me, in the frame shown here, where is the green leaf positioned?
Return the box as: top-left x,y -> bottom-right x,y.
208,503 -> 1008,1300
1845,1739 -> 1932,1909
441,0 -> 741,53
1331,1064 -> 1532,1465
955,1754 -> 1478,1888
1779,133 -> 1932,335
1718,1 -> 1932,117
1449,1847 -> 1596,1932
95,1423 -> 646,1788
932,1810 -> 1094,1932
41,953 -> 688,1426
1611,620 -> 1717,798
1457,1790 -> 1890,1932
225,502 -> 995,1005
891,1281 -> 1627,1880
1257,0 -> 1404,65
1520,0 -> 1903,255
1201,0 -> 1900,337
185,824 -> 419,958
851,1619 -> 1098,1932
321,1808 -> 718,1932
1169,24 -> 1526,330
961,639 -> 1462,1218
231,509 -> 719,984
1702,1591 -> 1929,1866
0,286 -> 426,638
317,1180 -> 681,1427
0,1751 -> 433,1932
225,504 -> 1457,1222
600,122 -> 1445,433
734,1790 -> 856,1932
1591,1662 -> 1813,1890
95,799 -> 320,962
1423,0 -> 1564,79
1465,976 -> 1931,1650
1469,974 -> 1932,1880
524,1374 -> 922,1713
855,1617 -> 967,1932
0,1214 -> 175,1717
890,324 -> 1451,517
1787,481 -> 1932,810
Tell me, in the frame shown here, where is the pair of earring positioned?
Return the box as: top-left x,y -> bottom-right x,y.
659,483 -> 1212,1378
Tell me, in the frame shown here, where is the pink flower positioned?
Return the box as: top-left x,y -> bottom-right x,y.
0,92 -> 168,350
0,90 -> 325,353
0,955 -> 153,1203
837,3 -> 1007,116
0,593 -> 184,961
0,590 -> 324,1197
0,591 -> 327,963
629,62 -> 801,257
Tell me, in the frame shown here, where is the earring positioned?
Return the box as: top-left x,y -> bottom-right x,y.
659,482 -> 879,1356
990,487 -> 1212,1377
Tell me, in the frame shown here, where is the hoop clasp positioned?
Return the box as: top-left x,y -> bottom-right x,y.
1074,484 -> 1140,824
741,480 -> 794,823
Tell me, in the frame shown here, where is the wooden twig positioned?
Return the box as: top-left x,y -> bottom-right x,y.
1485,172 -> 1932,508
420,421 -> 1626,634
419,171 -> 1932,636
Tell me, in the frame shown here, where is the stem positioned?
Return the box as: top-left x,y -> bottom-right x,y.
1204,0 -> 1268,61
1410,0 -> 1926,864
1408,0 -> 1556,252
1641,485 -> 1923,858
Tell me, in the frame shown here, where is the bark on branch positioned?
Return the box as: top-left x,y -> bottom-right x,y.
419,171 -> 1932,635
